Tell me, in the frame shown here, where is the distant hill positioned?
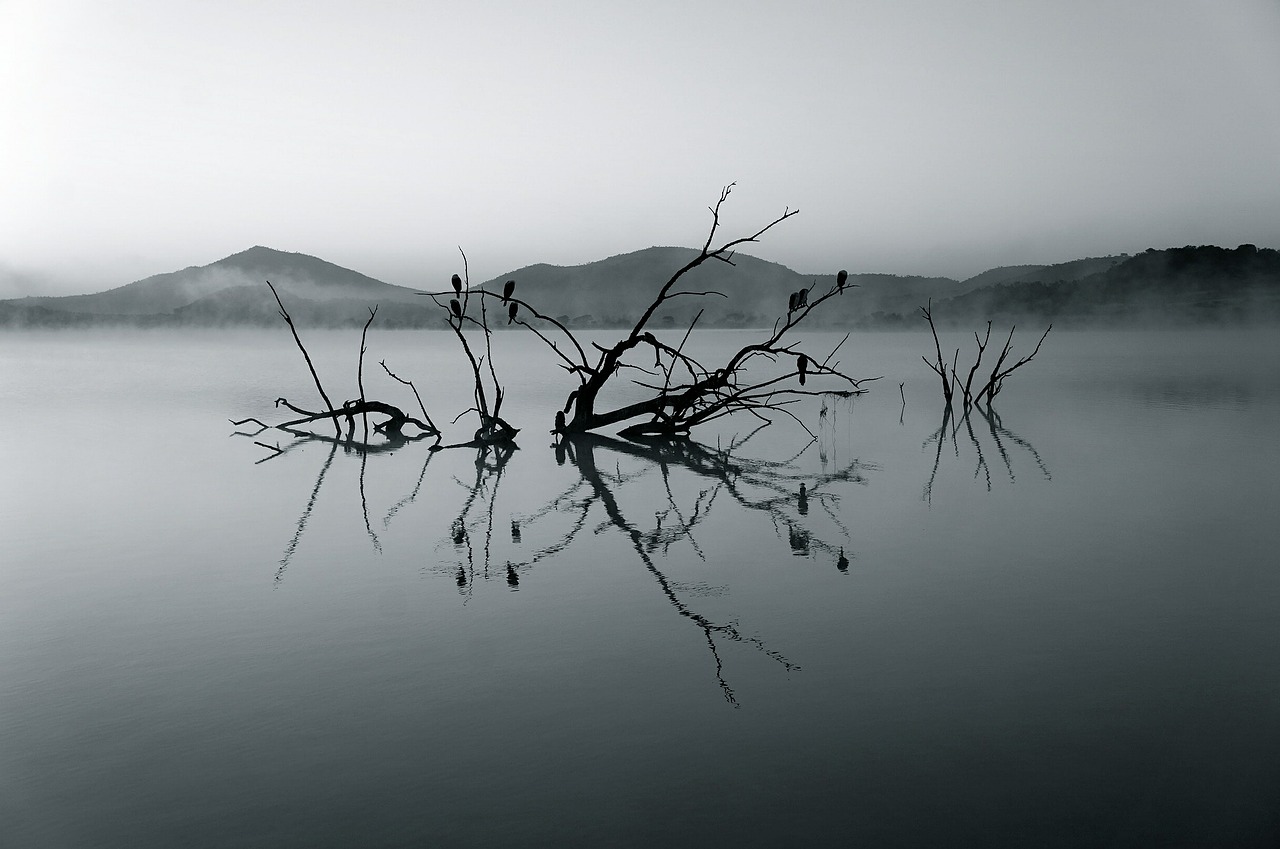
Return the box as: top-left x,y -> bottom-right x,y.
477,247 -> 962,329
2,243 -> 1276,329
918,245 -> 1280,326
0,246 -> 426,326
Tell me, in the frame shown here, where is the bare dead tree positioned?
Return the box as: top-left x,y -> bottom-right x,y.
268,280 -> 340,437
920,302 -> 1050,416
233,284 -> 440,453
465,184 -> 876,439
422,250 -> 519,447
920,299 -> 955,410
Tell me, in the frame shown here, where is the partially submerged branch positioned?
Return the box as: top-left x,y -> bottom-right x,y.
421,250 -> 519,446
240,284 -> 441,448
466,184 -> 876,438
920,301 -> 1050,416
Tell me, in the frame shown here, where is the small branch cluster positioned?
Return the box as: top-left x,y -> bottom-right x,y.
232,281 -> 440,453
920,298 -> 1050,416
422,250 -> 519,446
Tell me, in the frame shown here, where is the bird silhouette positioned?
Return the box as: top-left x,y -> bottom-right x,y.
797,353 -> 808,385
837,269 -> 848,292
502,280 -> 515,304
450,299 -> 462,319
451,274 -> 462,295
508,301 -> 518,324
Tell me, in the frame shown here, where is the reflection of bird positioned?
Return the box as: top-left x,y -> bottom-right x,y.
502,280 -> 515,303
511,520 -> 521,543
451,273 -> 462,295
450,299 -> 462,319
508,301 -> 518,324
798,482 -> 809,514
837,548 -> 849,572
797,354 -> 808,385
506,562 -> 519,588
837,269 -> 848,292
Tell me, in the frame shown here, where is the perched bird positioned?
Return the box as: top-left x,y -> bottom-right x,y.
554,409 -> 566,432
788,291 -> 799,313
508,301 -> 518,324
797,353 -> 808,385
837,269 -> 848,292
796,287 -> 809,309
450,299 -> 462,319
502,280 -> 515,304
451,273 -> 462,295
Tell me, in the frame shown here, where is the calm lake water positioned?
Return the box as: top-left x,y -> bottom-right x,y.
2,326 -> 1278,847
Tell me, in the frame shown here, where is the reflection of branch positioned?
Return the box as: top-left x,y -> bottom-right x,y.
251,427 -> 438,582
359,447 -> 382,554
275,442 -> 338,585
564,435 -> 800,706
981,406 -> 1052,481
440,444 -> 517,594
920,406 -> 1050,502
383,450 -> 436,529
533,432 -> 871,703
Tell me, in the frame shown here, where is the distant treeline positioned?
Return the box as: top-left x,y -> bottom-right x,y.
882,244 -> 1280,327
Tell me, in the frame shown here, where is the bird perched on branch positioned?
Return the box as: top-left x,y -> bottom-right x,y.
451,274 -> 462,295
450,299 -> 462,319
788,291 -> 799,314
797,353 -> 809,385
796,287 -> 809,309
837,269 -> 848,292
508,301 -> 518,324
502,280 -> 515,304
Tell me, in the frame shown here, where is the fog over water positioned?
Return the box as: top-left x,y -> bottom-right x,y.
2,327 -> 1278,846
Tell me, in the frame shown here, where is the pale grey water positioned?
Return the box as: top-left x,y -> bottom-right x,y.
2,327 -> 1278,847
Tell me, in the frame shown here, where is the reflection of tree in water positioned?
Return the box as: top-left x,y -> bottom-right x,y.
230,422 -> 438,584
439,442 -> 517,601
243,419 -> 873,705
503,429 -> 871,705
922,405 -> 1051,505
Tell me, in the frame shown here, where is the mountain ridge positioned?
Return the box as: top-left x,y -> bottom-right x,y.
2,244 -> 1275,328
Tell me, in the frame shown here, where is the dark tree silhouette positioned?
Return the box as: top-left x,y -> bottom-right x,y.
460,184 -> 876,439
920,299 -> 1050,416
231,282 -> 439,453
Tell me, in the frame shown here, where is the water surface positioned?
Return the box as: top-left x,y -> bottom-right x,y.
2,327 -> 1278,847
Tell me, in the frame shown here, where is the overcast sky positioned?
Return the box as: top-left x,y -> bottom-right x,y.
3,0 -> 1279,296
